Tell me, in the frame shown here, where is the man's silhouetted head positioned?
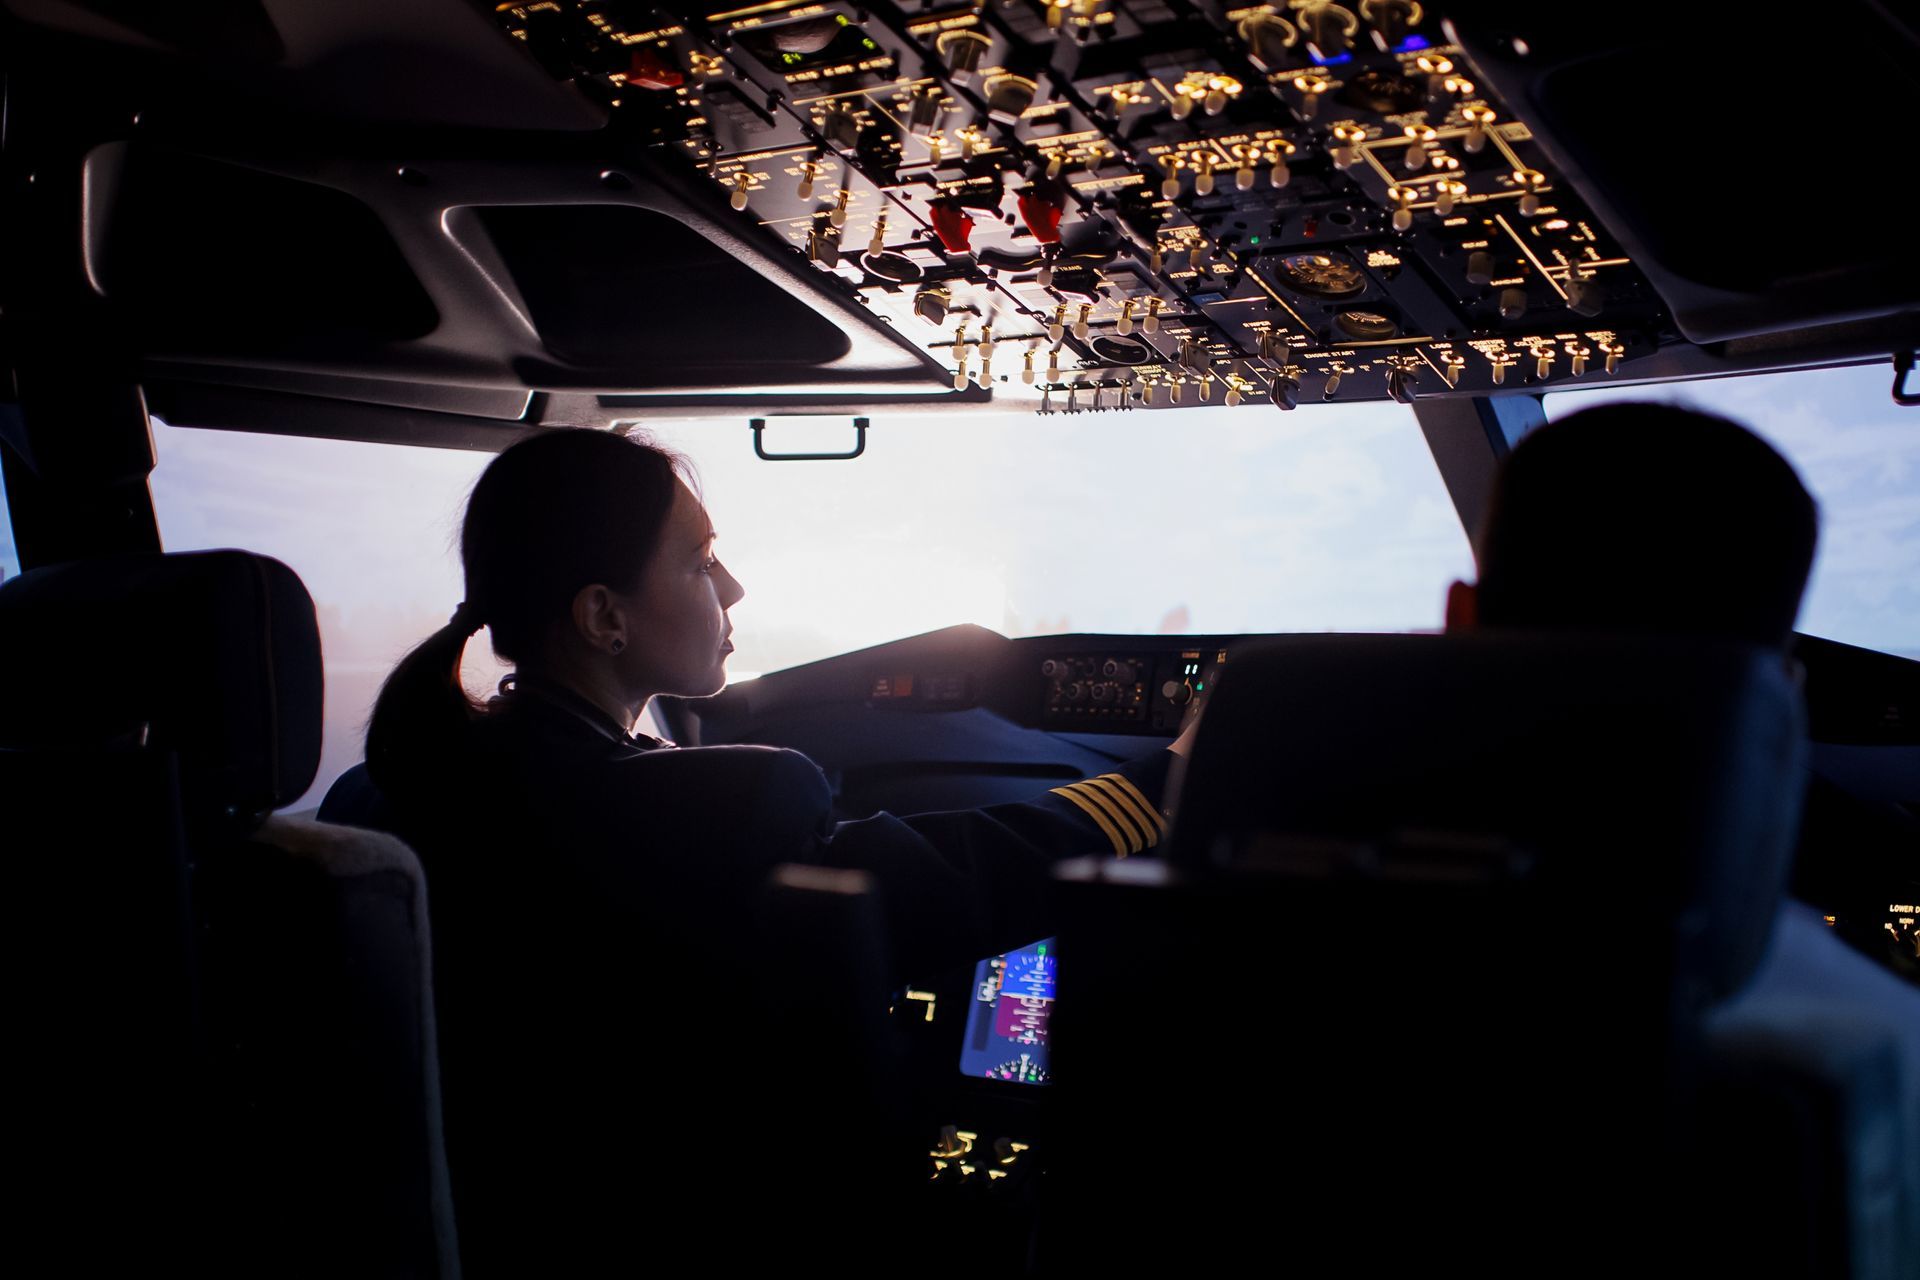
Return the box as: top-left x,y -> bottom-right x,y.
1451,403 -> 1818,648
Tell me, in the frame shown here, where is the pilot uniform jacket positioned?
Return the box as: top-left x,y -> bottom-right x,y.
324,676 -> 1172,1271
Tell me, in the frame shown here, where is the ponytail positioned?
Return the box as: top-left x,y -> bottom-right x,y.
366,603 -> 487,804
364,428 -> 685,808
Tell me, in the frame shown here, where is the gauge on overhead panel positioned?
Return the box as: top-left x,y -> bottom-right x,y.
1277,252 -> 1367,298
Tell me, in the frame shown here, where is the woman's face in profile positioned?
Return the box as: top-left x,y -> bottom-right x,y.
623,479 -> 745,699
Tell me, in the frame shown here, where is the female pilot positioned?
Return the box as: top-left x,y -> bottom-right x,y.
359,426 -> 1177,1271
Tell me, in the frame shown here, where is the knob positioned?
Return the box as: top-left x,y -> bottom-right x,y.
1065,682 -> 1087,701
914,286 -> 952,326
1101,659 -> 1137,682
1499,287 -> 1527,319
1387,366 -> 1417,403
1091,682 -> 1115,703
1466,250 -> 1495,285
1161,680 -> 1193,705
1271,374 -> 1301,410
1042,658 -> 1072,679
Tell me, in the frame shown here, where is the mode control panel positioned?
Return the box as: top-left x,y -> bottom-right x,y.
1038,644 -> 1229,733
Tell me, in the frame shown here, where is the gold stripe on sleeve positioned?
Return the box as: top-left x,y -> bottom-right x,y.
1050,783 -> 1132,856
1090,775 -> 1165,848
1069,780 -> 1151,855
1099,773 -> 1168,839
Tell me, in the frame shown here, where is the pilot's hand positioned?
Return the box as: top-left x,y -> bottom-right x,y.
1168,710 -> 1202,758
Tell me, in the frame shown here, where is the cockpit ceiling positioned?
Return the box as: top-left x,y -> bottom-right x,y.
5,0 -> 1917,429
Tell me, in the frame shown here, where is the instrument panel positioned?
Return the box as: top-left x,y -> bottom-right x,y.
480,0 -> 1666,409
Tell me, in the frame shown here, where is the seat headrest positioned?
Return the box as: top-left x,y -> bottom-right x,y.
0,550 -> 323,821
1173,633 -> 1806,1002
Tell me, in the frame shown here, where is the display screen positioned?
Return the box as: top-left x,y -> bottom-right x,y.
958,937 -> 1056,1085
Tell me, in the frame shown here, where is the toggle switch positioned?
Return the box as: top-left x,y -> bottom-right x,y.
1403,124 -> 1438,171
1291,73 -> 1331,120
1514,169 -> 1548,216
1461,105 -> 1497,154
1388,185 -> 1416,232
1330,123 -> 1367,170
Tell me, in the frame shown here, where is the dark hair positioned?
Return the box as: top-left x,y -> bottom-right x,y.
1476,403 -> 1818,646
367,428 -> 684,800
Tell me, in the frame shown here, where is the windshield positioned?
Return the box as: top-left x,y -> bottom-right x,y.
645,404 -> 1472,679
146,404 -> 1469,805
1547,364 -> 1920,659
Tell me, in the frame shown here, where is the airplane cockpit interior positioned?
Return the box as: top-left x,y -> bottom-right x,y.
1,0 -> 1915,1274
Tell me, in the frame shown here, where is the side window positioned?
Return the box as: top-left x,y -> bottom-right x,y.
149,421 -> 511,811
1548,365 -> 1920,660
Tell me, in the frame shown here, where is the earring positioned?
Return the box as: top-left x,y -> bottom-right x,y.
611,639 -> 625,654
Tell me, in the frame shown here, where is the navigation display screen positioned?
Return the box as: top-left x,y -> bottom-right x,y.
958,937 -> 1056,1085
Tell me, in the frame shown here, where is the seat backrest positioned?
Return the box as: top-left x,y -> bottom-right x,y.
198,815 -> 458,1280
1047,632 -> 1807,1274
0,550 -> 456,1278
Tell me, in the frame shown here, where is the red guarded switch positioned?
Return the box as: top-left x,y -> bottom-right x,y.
627,47 -> 684,90
1016,190 -> 1064,244
929,200 -> 975,253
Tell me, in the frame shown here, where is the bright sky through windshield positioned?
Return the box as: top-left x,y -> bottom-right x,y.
146,403 -> 1467,805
